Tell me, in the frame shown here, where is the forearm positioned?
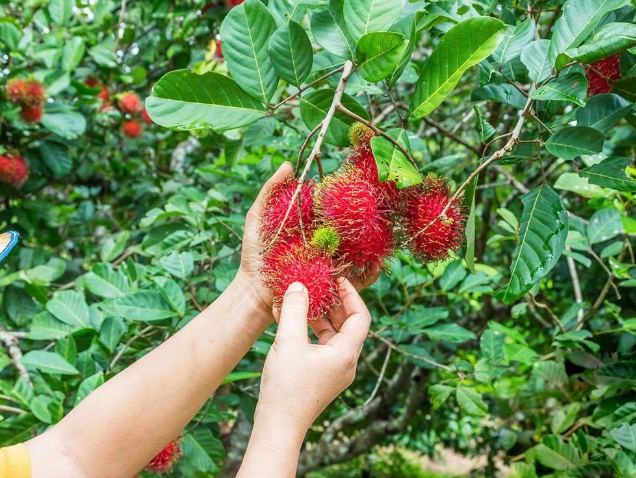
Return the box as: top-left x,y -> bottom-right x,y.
236,413 -> 306,478
27,271 -> 272,478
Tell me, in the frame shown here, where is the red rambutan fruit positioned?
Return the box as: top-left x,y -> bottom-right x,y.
0,155 -> 29,188
22,80 -> 46,106
122,120 -> 143,138
586,54 -> 621,96
145,437 -> 182,474
348,144 -> 402,211
402,174 -> 466,262
118,91 -> 142,114
6,78 -> 25,103
224,0 -> 246,8
338,220 -> 395,273
348,122 -> 374,148
20,105 -> 43,124
315,167 -> 390,241
260,177 -> 315,241
141,107 -> 153,124
261,241 -> 339,321
84,77 -> 99,88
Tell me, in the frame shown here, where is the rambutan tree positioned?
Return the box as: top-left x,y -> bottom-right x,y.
1,0 -> 636,477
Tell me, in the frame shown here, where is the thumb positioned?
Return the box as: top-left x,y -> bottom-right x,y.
277,282 -> 309,344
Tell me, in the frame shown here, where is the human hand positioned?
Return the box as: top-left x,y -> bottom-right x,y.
255,278 -> 372,433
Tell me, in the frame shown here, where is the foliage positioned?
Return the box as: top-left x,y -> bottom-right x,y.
1,0 -> 636,477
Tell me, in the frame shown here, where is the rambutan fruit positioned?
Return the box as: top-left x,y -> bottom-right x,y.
311,226 -> 340,256
84,77 -> 100,88
261,241 -> 339,321
122,120 -> 143,138
224,0 -> 246,8
260,177 -> 315,241
22,80 -> 46,106
348,143 -> 402,211
145,437 -> 182,474
348,122 -> 374,148
118,91 -> 141,114
20,105 -> 43,124
315,167 -> 389,241
402,174 -> 466,262
6,78 -> 25,103
586,54 -> 621,96
0,155 -> 29,188
141,107 -> 153,124
338,220 -> 395,273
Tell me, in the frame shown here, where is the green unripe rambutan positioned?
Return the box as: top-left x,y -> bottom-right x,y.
348,122 -> 374,147
311,226 -> 340,257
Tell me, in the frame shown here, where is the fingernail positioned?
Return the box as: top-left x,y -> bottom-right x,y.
286,282 -> 305,294
337,276 -> 346,284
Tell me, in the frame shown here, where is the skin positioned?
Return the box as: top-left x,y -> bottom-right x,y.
236,279 -> 372,478
24,162 -> 377,478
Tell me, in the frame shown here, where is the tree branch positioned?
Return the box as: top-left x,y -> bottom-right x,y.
0,327 -> 32,389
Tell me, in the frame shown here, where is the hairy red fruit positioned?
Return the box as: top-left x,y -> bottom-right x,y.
338,220 -> 395,273
118,91 -> 142,114
85,78 -> 110,102
348,144 -> 402,211
403,175 -> 466,262
122,120 -> 143,138
586,54 -> 621,96
141,108 -> 153,124
20,105 -> 43,123
6,78 -> 25,103
261,241 -> 339,321
84,77 -> 99,88
260,177 -> 315,240
145,438 -> 182,474
316,168 -> 389,241
0,155 -> 29,188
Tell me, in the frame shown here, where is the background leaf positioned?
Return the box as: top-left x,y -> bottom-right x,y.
268,20 -> 313,86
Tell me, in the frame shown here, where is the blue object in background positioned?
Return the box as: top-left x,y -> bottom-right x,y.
0,231 -> 19,263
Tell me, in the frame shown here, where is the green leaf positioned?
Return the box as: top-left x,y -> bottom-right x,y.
28,311 -> 77,341
113,291 -> 177,322
545,126 -> 606,160
40,140 -> 72,177
182,431 -> 221,473
370,129 -> 421,189
548,0 -> 631,69
100,231 -> 130,263
498,186 -> 569,304
153,277 -> 186,317
99,317 -> 126,353
343,0 -> 405,42
534,435 -> 580,470
88,45 -> 118,68
222,371 -> 263,384
587,208 -> 624,245
355,31 -> 407,82
521,40 -> 551,83
41,112 -> 87,140
21,350 -> 79,375
481,329 -> 505,364
565,22 -> 636,64
429,384 -> 454,409
268,20 -> 313,86
84,263 -> 129,299
422,323 -> 476,343
554,172 -> 606,198
220,0 -> 278,103
439,260 -> 467,291
552,403 -> 581,434
576,93 -> 633,132
492,18 -> 535,67
46,291 -> 90,328
299,89 -> 369,147
456,385 -> 487,416
159,251 -> 194,279
610,423 -> 636,451
310,0 -> 355,60
74,372 -> 104,406
533,360 -> 568,388
61,36 -> 85,72
146,71 -> 268,131
471,84 -> 526,110
387,14 -> 416,86
48,0 -> 73,25
531,73 -> 588,106
613,77 -> 636,102
409,17 -> 506,119
464,176 -> 478,272
504,343 -> 538,364
580,157 -> 636,192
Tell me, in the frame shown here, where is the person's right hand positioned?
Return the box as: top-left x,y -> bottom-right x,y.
255,277 -> 372,433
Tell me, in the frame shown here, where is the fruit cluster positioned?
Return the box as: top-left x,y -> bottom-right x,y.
5,78 -> 47,124
259,124 -> 466,321
585,54 -> 621,96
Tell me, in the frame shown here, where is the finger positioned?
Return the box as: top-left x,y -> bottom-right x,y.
310,316 -> 338,345
327,304 -> 347,331
347,266 -> 381,291
329,278 -> 371,352
248,162 -> 293,220
277,282 -> 309,344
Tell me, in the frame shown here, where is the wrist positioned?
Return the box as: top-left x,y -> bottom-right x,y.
231,269 -> 273,326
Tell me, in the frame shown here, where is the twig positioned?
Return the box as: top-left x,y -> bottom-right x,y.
589,249 -> 621,299
295,122 -> 322,175
0,327 -> 32,389
0,405 -> 25,414
530,295 -> 566,333
267,61 -> 355,248
113,0 -> 128,52
336,104 -> 418,168
368,330 -> 454,374
422,117 -> 482,155
270,65 -> 345,112
566,248 -> 584,324
109,325 -> 155,370
412,89 -> 535,242
363,347 -> 391,407
210,213 -> 243,241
